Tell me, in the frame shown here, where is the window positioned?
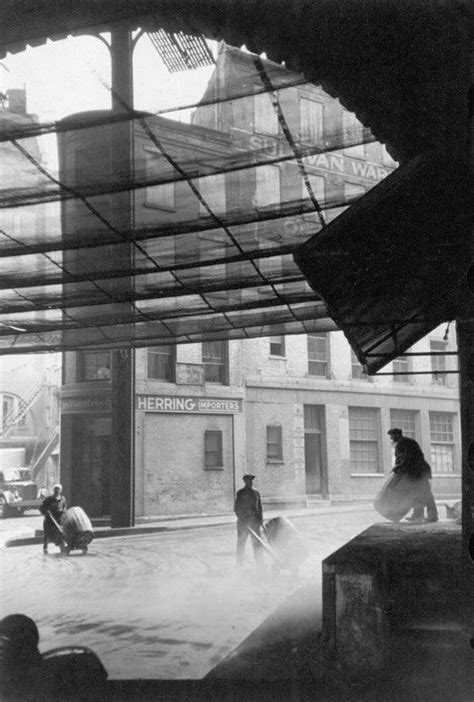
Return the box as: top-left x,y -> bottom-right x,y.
204,430 -> 223,469
254,92 -> 278,135
147,346 -> 175,382
342,109 -> 365,159
144,150 -> 175,210
202,341 -> 227,384
344,183 -> 366,203
382,145 -> 398,167
269,335 -> 285,357
80,351 -> 111,381
255,165 -> 280,208
431,340 -> 448,385
304,174 -> 325,209
307,334 -> 329,377
351,349 -> 367,380
198,173 -> 226,217
266,425 -> 283,461
430,412 -> 456,473
300,98 -> 323,144
389,409 -> 417,439
392,356 -> 410,382
145,181 -> 175,210
349,408 -> 380,473
2,394 -> 14,431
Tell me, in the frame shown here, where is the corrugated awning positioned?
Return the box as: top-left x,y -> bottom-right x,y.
294,152 -> 469,374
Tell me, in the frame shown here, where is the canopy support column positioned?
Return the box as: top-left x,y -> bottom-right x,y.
109,27 -> 135,528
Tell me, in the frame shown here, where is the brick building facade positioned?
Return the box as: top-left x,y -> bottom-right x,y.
59,45 -> 461,518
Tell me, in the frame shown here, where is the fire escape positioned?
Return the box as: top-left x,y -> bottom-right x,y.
0,377 -> 59,479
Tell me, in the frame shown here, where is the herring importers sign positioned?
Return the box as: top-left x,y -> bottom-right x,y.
136,394 -> 242,414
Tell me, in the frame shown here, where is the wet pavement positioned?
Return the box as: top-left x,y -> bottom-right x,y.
0,509 -> 379,679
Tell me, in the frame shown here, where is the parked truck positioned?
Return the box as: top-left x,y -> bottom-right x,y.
0,448 -> 47,518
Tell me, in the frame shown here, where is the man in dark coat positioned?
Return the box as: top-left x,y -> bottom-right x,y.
40,484 -> 67,553
234,474 -> 263,567
388,428 -> 438,523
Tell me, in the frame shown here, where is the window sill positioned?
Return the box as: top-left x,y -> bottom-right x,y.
143,202 -> 176,212
204,466 -> 224,471
266,459 -> 284,465
269,355 -> 286,360
350,473 -> 385,478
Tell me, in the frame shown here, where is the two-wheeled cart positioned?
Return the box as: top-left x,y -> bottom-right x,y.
249,516 -> 308,576
48,506 -> 94,555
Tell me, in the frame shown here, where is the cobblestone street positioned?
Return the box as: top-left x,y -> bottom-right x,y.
0,509 -> 378,679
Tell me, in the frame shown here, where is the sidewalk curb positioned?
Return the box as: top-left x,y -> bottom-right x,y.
4,505 -> 378,548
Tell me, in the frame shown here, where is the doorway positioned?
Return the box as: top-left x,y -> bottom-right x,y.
304,405 -> 327,496
76,417 -> 111,517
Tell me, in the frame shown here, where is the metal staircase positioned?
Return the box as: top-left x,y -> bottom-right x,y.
30,427 -> 59,479
0,377 -> 45,438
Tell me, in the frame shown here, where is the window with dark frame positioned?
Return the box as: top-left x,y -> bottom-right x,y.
351,349 -> 367,380
2,394 -> 14,431
269,335 -> 285,357
204,430 -> 223,469
79,351 -> 111,382
389,409 -> 417,439
392,356 -> 410,382
300,98 -> 323,144
348,407 -> 381,473
144,150 -> 176,211
147,346 -> 176,382
307,333 -> 329,377
254,92 -> 279,135
429,412 -> 456,473
255,165 -> 281,208
202,340 -> 227,384
431,340 -> 448,385
266,425 -> 283,461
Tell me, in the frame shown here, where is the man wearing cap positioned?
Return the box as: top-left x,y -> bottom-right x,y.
234,474 -> 263,567
40,484 -> 67,553
388,428 -> 438,523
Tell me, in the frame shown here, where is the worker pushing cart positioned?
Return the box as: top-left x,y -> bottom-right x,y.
47,506 -> 94,556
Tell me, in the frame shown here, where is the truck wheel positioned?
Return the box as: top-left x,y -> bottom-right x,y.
82,547 -> 88,555
0,496 -> 6,519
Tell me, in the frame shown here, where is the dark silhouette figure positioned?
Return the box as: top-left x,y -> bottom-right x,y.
388,428 -> 438,523
234,474 -> 263,566
40,484 -> 67,553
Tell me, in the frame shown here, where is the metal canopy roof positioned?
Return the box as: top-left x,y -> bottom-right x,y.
0,1 -> 470,371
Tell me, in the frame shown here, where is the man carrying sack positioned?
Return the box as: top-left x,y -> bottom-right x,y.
374,429 -> 438,523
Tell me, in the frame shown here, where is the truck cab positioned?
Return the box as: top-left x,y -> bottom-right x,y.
0,467 -> 46,518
